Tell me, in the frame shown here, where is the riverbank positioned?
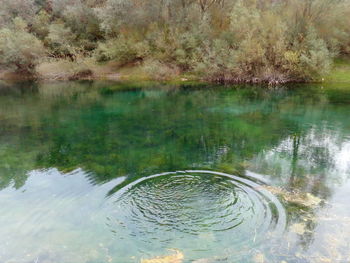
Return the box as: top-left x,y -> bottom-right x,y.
325,57 -> 350,83
1,58 -> 350,85
0,59 -> 194,83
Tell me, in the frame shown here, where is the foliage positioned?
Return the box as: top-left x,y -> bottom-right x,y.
0,18 -> 45,73
142,59 -> 180,80
46,22 -> 77,57
0,0 -> 37,26
94,36 -> 145,63
31,10 -> 51,39
0,0 -> 350,81
62,2 -> 103,49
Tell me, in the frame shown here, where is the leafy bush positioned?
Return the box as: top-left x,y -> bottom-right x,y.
62,2 -> 103,50
46,22 -> 77,57
0,0 -> 37,27
94,36 -> 150,64
286,28 -> 332,80
0,18 -> 45,73
31,10 -> 51,39
142,59 -> 180,80
0,0 -> 349,82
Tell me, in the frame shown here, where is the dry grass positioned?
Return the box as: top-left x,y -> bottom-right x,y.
36,58 -> 93,80
0,69 -> 34,81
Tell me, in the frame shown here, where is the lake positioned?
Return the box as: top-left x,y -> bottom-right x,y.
0,81 -> 349,263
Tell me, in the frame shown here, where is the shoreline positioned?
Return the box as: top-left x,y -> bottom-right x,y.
1,58 -> 350,85
0,70 -> 325,85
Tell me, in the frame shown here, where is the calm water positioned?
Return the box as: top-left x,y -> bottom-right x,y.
0,81 -> 349,263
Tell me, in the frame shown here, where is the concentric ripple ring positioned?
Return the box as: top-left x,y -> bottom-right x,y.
106,170 -> 286,257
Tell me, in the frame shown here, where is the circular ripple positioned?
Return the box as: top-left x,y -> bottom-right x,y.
106,170 -> 286,258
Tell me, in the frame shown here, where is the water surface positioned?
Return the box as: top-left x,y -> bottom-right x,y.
0,81 -> 349,263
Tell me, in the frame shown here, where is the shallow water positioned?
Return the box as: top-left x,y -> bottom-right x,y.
0,81 -> 349,263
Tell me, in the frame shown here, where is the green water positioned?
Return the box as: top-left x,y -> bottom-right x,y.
0,81 -> 349,263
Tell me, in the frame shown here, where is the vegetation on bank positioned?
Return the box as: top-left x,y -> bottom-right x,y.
0,0 -> 350,83
325,57 -> 350,83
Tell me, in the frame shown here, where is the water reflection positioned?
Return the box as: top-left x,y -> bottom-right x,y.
249,106 -> 350,262
105,170 -> 285,261
0,81 -> 349,262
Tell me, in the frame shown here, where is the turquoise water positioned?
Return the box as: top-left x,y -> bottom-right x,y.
0,81 -> 349,263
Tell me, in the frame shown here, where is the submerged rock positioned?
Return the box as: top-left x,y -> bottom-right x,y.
192,259 -> 215,263
141,249 -> 184,263
261,186 -> 322,208
252,253 -> 265,263
290,223 -> 307,235
192,256 -> 228,263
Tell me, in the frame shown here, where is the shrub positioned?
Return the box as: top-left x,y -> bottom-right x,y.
190,38 -> 237,79
31,10 -> 51,39
142,59 -> 180,80
94,36 -> 150,64
0,18 -> 45,73
0,0 -> 349,82
0,0 -> 37,27
46,22 -> 77,57
295,28 -> 332,79
62,2 -> 103,49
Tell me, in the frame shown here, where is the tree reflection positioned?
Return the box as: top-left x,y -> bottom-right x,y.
0,81 -> 350,261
